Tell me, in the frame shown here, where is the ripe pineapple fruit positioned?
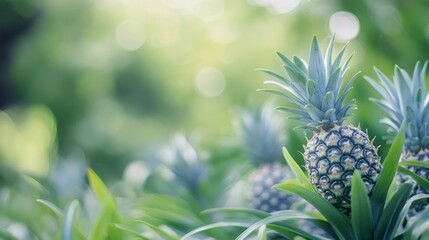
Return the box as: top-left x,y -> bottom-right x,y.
366,61 -> 429,214
236,102 -> 297,213
261,36 -> 382,216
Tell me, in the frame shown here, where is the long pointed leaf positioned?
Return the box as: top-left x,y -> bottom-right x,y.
397,166 -> 429,191
351,171 -> 373,240
371,124 -> 405,225
181,222 -> 250,240
201,207 -> 270,219
63,200 -> 80,240
236,210 -> 315,240
87,168 -> 116,210
135,220 -> 180,240
282,147 -> 313,190
275,181 -> 355,240
113,224 -> 149,240
36,199 -> 64,217
375,181 -> 413,240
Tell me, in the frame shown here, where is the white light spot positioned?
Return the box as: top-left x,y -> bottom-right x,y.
329,11 -> 360,41
124,161 -> 149,187
115,20 -> 146,51
7,223 -> 28,239
195,67 -> 226,97
269,0 -> 301,14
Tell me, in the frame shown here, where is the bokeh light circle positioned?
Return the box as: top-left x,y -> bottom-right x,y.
329,11 -> 360,41
115,20 -> 146,51
195,67 -> 226,97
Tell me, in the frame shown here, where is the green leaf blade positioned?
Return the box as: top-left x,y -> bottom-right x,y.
275,181 -> 355,240
351,171 -> 373,240
375,181 -> 413,240
371,124 -> 405,225
282,147 -> 313,190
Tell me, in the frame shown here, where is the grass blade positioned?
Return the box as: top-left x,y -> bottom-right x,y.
275,181 -> 355,240
87,168 -> 124,239
36,199 -> 64,217
135,220 -> 180,240
113,224 -> 150,239
370,125 -> 405,226
63,200 -> 79,240
236,210 -> 315,240
282,147 -> 313,190
180,222 -> 251,240
267,221 -> 333,240
375,181 -> 413,240
201,207 -> 270,219
351,171 -> 373,240
87,168 -> 116,210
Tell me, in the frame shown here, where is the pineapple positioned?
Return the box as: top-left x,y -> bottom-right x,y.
261,36 -> 382,216
366,61 -> 429,214
236,102 -> 298,213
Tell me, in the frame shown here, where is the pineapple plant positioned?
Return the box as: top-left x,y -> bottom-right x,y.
366,61 -> 429,215
259,36 -> 382,215
159,133 -> 208,195
235,102 -> 298,213
182,36 -> 429,240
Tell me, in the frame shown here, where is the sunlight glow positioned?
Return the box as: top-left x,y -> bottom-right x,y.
115,20 -> 146,51
195,67 -> 226,97
329,11 -> 360,41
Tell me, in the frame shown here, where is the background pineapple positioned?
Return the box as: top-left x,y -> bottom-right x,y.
235,102 -> 298,213
366,61 -> 429,215
261,36 -> 382,216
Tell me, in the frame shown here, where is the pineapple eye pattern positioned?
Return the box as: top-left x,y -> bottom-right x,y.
304,125 -> 381,215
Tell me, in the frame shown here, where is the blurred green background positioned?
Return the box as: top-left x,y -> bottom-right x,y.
0,0 -> 429,237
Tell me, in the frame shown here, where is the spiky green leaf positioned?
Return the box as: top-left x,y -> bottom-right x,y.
275,180 -> 355,240
236,210 -> 315,240
375,181 -> 413,240
351,171 -> 373,240
370,124 -> 405,227
282,147 -> 313,190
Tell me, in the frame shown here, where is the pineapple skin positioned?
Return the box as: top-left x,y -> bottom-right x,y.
248,162 -> 298,213
401,148 -> 429,215
304,125 -> 382,215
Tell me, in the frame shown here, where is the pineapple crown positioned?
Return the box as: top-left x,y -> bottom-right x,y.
365,61 -> 429,153
160,133 -> 208,193
259,36 -> 359,132
235,101 -> 285,166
